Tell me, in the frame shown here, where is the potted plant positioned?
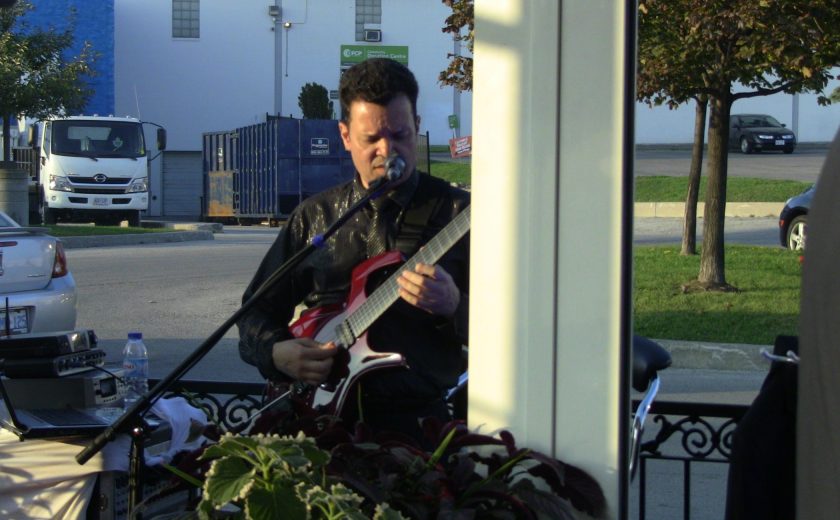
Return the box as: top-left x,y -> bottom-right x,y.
163,415 -> 605,520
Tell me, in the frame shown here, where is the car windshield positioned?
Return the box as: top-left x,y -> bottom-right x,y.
0,213 -> 17,227
740,115 -> 782,128
50,120 -> 147,159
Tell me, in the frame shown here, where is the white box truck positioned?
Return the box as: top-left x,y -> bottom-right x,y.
29,115 -> 166,226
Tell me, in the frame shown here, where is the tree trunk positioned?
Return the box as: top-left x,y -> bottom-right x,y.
697,95 -> 732,288
681,97 -> 707,255
2,115 -> 11,162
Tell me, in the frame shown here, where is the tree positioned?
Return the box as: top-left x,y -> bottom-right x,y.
439,0 -> 473,92
638,0 -> 840,290
298,82 -> 333,119
0,0 -> 95,160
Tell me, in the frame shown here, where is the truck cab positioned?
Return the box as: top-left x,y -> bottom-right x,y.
32,115 -> 165,226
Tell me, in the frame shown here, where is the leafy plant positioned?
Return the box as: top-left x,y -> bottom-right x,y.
185,417 -> 605,520
0,0 -> 97,160
196,431 -> 405,519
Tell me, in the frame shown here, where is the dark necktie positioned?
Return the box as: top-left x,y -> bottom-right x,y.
367,198 -> 396,258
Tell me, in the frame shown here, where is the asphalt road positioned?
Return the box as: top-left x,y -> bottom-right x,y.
634,216 -> 779,247
635,146 -> 827,182
436,146 -> 828,182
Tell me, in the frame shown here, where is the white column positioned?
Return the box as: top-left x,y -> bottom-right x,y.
469,1 -> 633,517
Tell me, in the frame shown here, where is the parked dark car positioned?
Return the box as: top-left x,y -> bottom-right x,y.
729,114 -> 797,154
779,184 -> 813,250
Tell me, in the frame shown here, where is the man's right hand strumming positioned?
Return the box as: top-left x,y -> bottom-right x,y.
272,338 -> 337,385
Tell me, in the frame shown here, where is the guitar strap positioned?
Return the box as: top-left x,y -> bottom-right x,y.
395,174 -> 451,256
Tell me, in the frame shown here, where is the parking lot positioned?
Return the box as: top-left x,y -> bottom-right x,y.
635,146 -> 828,182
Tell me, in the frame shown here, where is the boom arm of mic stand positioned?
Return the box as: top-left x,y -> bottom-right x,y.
76,180 -> 395,465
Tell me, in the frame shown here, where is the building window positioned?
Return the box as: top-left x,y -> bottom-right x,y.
173,0 -> 200,39
355,0 -> 381,41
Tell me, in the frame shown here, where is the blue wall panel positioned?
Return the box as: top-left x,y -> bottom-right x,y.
25,0 -> 115,116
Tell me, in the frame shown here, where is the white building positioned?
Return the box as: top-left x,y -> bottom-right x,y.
107,1 -> 838,217
114,0 -> 472,216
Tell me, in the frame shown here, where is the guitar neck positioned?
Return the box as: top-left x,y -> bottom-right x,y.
346,205 -> 470,337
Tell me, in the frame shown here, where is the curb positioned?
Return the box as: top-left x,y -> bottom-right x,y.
656,339 -> 771,371
60,230 -> 214,249
635,202 -> 783,218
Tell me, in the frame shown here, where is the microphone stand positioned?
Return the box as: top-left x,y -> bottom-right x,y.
75,173 -> 401,513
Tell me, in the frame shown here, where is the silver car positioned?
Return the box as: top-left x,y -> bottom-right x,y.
0,211 -> 76,335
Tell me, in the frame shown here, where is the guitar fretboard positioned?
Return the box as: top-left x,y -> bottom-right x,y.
345,205 -> 471,337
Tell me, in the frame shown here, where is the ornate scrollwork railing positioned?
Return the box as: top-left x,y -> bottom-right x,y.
149,379 -> 265,432
633,400 -> 750,520
637,401 -> 748,461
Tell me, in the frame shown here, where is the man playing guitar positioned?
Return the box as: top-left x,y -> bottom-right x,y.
237,58 -> 470,443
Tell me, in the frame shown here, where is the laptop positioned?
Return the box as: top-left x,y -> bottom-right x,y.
0,376 -> 120,438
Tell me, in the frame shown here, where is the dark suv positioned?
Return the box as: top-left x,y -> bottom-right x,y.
729,114 -> 797,154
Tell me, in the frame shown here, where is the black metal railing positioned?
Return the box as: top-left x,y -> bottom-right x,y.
150,381 -> 748,520
635,400 -> 749,520
148,379 -> 265,432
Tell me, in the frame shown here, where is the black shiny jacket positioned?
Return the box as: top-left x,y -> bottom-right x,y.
237,171 -> 470,401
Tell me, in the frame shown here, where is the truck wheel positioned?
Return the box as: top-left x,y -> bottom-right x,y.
127,210 -> 141,227
41,203 -> 57,225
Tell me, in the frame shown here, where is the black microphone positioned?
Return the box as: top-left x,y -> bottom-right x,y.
368,154 -> 406,192
385,154 -> 406,182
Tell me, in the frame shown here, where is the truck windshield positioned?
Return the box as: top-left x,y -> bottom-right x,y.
50,120 -> 146,159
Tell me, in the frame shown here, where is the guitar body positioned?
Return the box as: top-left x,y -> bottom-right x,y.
289,250 -> 408,416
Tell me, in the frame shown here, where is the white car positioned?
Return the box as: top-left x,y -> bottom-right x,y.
0,212 -> 76,335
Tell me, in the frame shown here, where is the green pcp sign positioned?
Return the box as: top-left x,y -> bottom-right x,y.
341,45 -> 409,66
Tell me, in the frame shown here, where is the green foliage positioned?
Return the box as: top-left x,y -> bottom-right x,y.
439,0 -> 473,91
634,245 -> 802,344
636,0 -> 840,285
197,431 -> 405,519
189,421 -> 605,520
637,0 -> 840,108
298,82 -> 334,119
0,0 -> 96,158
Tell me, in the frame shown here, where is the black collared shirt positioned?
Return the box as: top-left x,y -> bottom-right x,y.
237,171 -> 470,401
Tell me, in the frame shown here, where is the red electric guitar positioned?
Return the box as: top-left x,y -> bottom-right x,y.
288,205 -> 470,417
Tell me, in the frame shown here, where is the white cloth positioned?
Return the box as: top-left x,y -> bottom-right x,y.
0,429 -> 130,519
0,397 -> 206,518
145,396 -> 208,467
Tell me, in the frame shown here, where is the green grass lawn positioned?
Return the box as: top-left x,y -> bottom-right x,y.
429,161 -> 811,203
45,225 -> 171,237
429,160 -> 471,185
635,176 -> 811,202
634,245 -> 802,345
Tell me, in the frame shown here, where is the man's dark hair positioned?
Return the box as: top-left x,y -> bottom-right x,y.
339,58 -> 419,122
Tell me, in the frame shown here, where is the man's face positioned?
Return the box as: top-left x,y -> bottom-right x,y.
338,94 -> 419,189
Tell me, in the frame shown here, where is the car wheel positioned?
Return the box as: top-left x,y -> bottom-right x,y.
740,137 -> 753,154
787,215 -> 807,251
41,202 -> 56,225
783,147 -> 795,154
127,210 -> 141,227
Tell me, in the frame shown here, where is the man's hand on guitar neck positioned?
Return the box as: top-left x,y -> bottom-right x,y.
397,262 -> 461,317
272,338 -> 338,385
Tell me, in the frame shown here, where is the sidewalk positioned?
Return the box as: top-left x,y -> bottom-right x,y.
656,339 -> 772,372
635,201 -> 783,218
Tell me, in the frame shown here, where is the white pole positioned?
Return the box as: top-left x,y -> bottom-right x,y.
470,0 -> 633,517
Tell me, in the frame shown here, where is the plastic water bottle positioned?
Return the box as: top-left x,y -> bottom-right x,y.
122,331 -> 149,409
